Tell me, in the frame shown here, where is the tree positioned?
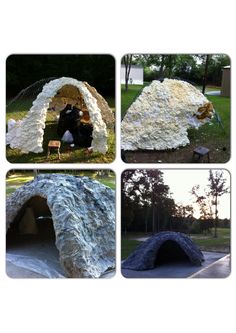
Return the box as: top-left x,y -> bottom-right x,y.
122,54 -> 133,91
191,185 -> 213,221
121,170 -> 141,234
122,169 -> 174,233
207,170 -> 229,238
202,54 -> 211,94
191,171 -> 229,238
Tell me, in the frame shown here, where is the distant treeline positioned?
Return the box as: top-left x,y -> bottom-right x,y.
6,54 -> 115,98
121,206 -> 230,234
129,54 -> 230,86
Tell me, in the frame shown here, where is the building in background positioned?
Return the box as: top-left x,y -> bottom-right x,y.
121,65 -> 144,85
221,65 -> 230,97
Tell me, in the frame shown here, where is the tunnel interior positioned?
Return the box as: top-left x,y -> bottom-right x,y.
6,196 -> 64,277
154,240 -> 190,266
6,196 -> 56,246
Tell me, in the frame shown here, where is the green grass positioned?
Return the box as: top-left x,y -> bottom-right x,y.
121,83 -> 149,119
121,239 -> 142,260
98,178 -> 116,190
188,95 -> 230,142
6,98 -> 115,163
191,228 -> 230,252
121,228 -> 230,259
6,173 -> 34,196
6,171 -> 116,196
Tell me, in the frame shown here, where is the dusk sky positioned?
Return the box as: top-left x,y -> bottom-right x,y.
163,169 -> 230,219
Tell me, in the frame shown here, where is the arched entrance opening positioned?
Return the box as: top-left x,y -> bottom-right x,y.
154,240 -> 190,266
7,196 -> 55,244
6,196 -> 63,278
51,84 -> 93,148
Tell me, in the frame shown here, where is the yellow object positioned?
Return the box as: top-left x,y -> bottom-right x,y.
195,102 -> 214,121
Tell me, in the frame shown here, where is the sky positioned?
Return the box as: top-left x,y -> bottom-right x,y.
163,169 -> 230,219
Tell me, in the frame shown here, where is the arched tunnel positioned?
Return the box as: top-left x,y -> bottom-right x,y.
7,196 -> 55,244
154,240 -> 190,266
6,196 -> 63,278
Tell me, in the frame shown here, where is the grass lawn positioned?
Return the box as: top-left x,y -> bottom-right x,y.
121,83 -> 230,163
121,228 -> 230,260
121,239 -> 142,260
6,97 -> 115,163
121,83 -> 149,119
191,228 -> 230,253
6,170 -> 116,196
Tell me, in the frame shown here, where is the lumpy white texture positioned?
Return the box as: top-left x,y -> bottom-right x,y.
121,79 -> 211,150
6,77 -> 108,154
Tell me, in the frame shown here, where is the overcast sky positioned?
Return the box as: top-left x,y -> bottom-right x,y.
163,169 -> 230,219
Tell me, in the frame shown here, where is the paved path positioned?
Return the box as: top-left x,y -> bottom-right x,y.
189,254 -> 230,278
122,252 -> 230,278
205,90 -> 221,96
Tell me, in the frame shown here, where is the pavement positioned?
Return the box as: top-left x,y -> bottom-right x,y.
121,251 -> 230,278
6,240 -> 65,278
6,240 -> 115,279
205,90 -> 221,96
189,254 -> 230,278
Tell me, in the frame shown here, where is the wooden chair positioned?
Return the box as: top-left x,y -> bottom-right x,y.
47,140 -> 61,160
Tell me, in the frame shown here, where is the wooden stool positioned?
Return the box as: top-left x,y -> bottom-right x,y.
193,146 -> 210,163
47,140 -> 61,160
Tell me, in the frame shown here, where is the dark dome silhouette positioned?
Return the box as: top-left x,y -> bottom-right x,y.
122,231 -> 204,270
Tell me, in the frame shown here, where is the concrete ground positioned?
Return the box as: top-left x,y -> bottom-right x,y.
6,240 -> 65,278
122,251 -> 230,278
6,241 -> 115,279
189,254 -> 230,278
205,90 -> 221,96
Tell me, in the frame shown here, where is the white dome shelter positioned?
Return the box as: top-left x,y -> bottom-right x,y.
121,79 -> 214,151
6,77 -> 114,154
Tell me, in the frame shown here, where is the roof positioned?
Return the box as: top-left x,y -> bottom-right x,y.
121,64 -> 143,69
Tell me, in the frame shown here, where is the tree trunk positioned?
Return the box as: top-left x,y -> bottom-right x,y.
145,207 -> 150,234
124,55 -> 133,91
202,54 -> 210,94
214,194 -> 218,238
159,55 -> 166,77
167,55 -> 173,78
152,206 -> 155,234
157,209 -> 160,232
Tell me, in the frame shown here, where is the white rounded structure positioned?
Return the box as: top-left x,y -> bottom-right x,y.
6,77 -> 110,154
121,79 -> 213,151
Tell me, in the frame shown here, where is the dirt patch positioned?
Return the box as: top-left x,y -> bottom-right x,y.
122,141 -> 230,163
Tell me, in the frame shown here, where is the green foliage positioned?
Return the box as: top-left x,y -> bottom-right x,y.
127,54 -> 230,85
121,169 -> 176,233
188,220 -> 202,234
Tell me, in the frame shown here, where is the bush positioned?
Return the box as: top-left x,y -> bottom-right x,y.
189,220 -> 202,234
